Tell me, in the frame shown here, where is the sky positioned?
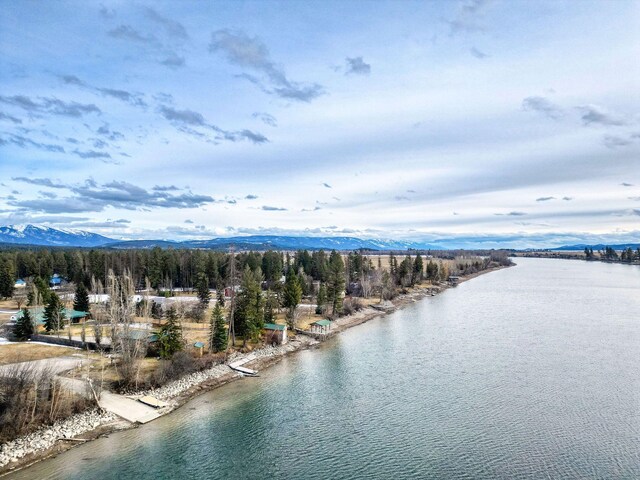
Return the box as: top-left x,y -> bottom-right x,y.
0,0 -> 639,249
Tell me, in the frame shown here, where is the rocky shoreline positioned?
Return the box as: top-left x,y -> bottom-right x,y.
0,265 -> 507,477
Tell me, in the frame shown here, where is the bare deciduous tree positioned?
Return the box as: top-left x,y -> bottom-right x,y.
107,269 -> 147,390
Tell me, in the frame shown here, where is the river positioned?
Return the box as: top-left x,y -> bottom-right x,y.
7,258 -> 640,479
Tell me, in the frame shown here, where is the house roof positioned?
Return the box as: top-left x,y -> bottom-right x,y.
311,319 -> 331,327
17,308 -> 89,324
124,330 -> 158,342
263,323 -> 286,331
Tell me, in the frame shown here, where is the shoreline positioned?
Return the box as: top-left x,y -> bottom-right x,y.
513,251 -> 640,266
0,264 -> 508,477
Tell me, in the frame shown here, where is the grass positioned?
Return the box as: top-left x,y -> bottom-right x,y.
0,343 -> 77,365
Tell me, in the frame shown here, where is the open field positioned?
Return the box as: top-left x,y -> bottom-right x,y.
0,343 -> 77,365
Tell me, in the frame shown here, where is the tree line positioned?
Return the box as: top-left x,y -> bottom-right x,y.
584,246 -> 640,262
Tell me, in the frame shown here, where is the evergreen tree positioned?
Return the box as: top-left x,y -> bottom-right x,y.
380,270 -> 393,300
316,283 -> 327,315
73,282 -> 90,313
398,256 -> 412,287
13,308 -> 35,341
158,306 -> 183,359
209,302 -> 228,353
216,288 -> 225,308
310,250 -> 328,281
264,290 -> 278,323
196,273 -> 211,307
282,269 -> 302,328
412,254 -> 424,285
0,260 -> 14,299
43,293 -> 64,334
33,276 -> 51,306
233,267 -> 264,344
261,250 -> 284,285
426,260 -> 439,281
326,250 -> 345,315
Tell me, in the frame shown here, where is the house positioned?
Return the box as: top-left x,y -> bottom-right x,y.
14,279 -> 26,289
263,323 -> 288,345
49,274 -> 63,288
14,308 -> 89,326
310,319 -> 331,334
448,276 -> 461,285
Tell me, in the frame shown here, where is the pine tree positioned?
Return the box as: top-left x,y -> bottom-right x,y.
264,290 -> 278,323
33,276 -> 51,306
216,288 -> 225,307
283,269 -> 302,328
73,282 -> 90,313
0,260 -> 14,299
316,283 -> 327,315
196,273 -> 211,308
412,254 -> 424,285
233,267 -> 264,344
426,260 -> 439,281
327,250 -> 345,315
43,293 -> 64,334
209,303 -> 228,353
13,308 -> 35,341
158,306 -> 183,359
398,256 -> 412,287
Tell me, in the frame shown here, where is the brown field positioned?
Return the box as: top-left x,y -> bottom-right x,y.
0,343 -> 77,365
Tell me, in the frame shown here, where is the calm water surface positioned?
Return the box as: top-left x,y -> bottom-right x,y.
8,258 -> 639,479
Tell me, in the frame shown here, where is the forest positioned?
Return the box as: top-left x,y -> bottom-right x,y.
0,246 -> 511,301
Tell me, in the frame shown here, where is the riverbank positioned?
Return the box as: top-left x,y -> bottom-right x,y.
513,251 -> 640,265
0,264 -> 508,477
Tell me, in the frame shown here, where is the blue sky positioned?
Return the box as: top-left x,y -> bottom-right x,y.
0,0 -> 639,248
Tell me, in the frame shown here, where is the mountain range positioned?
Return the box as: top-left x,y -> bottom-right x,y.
0,225 -> 114,247
1,225 -> 638,251
0,225 -> 442,251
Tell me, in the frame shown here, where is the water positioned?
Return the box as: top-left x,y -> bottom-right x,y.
7,258 -> 640,479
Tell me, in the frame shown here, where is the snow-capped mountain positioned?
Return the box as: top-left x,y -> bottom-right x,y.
0,225 -> 115,247
187,235 -> 440,251
0,225 -> 444,250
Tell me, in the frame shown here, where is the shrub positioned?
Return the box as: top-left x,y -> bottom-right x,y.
341,297 -> 364,316
0,362 -> 92,443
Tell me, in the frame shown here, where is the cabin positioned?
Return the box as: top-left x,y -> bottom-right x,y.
448,276 -> 461,285
263,323 -> 288,345
310,319 -> 331,335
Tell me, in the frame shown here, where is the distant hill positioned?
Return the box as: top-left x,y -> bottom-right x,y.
0,225 -> 443,251
552,243 -> 640,251
0,225 -> 114,247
